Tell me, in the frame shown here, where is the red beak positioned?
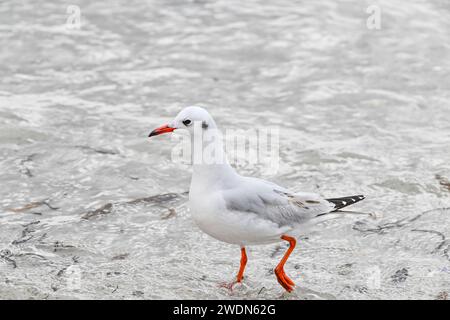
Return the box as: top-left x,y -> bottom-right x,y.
148,124 -> 175,137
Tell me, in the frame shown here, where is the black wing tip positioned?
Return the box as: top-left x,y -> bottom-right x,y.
326,195 -> 365,210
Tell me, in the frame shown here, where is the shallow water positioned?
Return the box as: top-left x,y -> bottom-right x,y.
0,0 -> 449,299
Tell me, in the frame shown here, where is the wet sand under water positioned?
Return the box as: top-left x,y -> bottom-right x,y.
1,0 -> 450,299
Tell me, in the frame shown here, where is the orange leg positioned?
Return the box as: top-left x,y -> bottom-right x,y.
274,235 -> 296,292
220,247 -> 248,290
236,247 -> 248,282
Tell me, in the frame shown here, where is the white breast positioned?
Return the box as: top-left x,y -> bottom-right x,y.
189,189 -> 289,246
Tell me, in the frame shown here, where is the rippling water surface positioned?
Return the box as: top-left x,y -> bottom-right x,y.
1,0 -> 449,299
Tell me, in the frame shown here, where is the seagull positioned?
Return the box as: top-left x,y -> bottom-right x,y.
148,106 -> 365,292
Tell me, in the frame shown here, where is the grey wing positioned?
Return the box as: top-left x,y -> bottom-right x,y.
222,178 -> 335,227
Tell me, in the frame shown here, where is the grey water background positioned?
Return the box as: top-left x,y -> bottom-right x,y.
1,0 -> 449,299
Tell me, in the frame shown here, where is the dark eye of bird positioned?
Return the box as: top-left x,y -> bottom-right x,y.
182,119 -> 192,126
